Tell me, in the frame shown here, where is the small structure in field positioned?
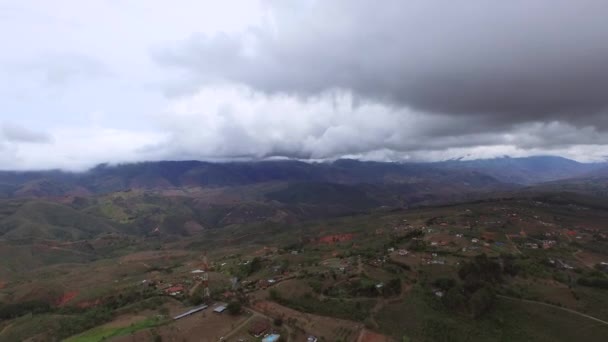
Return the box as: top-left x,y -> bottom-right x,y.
262,334 -> 281,342
173,304 -> 208,320
213,304 -> 227,313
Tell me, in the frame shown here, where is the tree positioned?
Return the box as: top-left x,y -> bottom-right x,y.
227,301 -> 242,315
443,286 -> 467,312
190,292 -> 204,306
469,286 -> 496,318
433,278 -> 456,291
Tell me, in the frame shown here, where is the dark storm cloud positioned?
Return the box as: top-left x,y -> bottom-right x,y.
156,0 -> 608,128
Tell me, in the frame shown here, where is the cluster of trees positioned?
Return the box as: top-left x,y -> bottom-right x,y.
391,229 -> 424,245
324,277 -> 401,298
55,307 -> 114,339
269,289 -> 371,321
0,300 -> 51,320
436,254 -> 517,318
233,257 -> 263,278
226,301 -> 242,315
326,278 -> 379,297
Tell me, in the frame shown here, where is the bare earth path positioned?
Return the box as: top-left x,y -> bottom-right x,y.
220,310 -> 258,341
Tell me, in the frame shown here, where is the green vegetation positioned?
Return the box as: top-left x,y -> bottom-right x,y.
269,289 -> 374,321
377,287 -> 608,342
0,300 -> 51,320
2,180 -> 608,341
64,316 -> 167,342
575,269 -> 608,289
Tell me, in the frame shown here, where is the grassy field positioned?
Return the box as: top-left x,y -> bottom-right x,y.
64,316 -> 166,342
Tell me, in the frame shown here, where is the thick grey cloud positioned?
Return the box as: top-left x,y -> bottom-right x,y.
3,0 -> 608,170
157,0 -> 608,128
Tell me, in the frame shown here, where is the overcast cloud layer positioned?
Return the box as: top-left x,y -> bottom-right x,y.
2,0 -> 608,170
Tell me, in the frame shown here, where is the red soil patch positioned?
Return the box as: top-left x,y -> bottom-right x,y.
482,232 -> 497,241
358,329 -> 394,342
56,291 -> 79,306
318,233 -> 354,244
0,281 -> 6,289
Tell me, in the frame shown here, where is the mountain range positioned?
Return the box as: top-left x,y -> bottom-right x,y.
0,156 -> 606,241
1,156 -> 605,199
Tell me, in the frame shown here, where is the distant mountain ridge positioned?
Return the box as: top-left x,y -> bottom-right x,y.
0,156 -> 606,241
0,156 -> 604,198
435,156 -> 606,185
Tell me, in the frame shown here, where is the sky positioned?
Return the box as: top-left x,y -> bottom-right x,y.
2,0 -> 608,170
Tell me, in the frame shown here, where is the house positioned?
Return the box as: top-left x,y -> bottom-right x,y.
249,319 -> 271,337
307,336 -> 319,342
165,285 -> 185,296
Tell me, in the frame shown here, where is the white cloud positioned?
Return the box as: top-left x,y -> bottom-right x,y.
148,85 -> 608,163
0,126 -> 166,171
